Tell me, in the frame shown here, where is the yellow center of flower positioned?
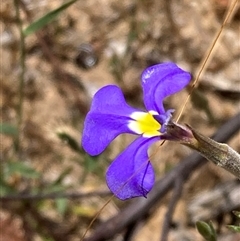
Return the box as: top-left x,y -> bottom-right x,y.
128,111 -> 161,137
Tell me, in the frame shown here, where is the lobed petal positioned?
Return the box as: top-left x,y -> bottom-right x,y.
106,136 -> 159,200
82,85 -> 142,156
141,62 -> 191,114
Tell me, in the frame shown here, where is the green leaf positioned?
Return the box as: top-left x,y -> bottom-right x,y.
41,234 -> 55,241
227,211 -> 240,232
83,154 -> 101,173
0,123 -> 18,136
23,0 -> 77,36
0,178 -> 16,196
227,225 -> 240,232
233,211 -> 240,219
196,221 -> 217,241
109,53 -> 124,83
55,198 -> 68,215
57,132 -> 83,153
5,161 -> 40,179
52,167 -> 72,186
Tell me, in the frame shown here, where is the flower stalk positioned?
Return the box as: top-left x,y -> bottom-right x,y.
166,123 -> 240,179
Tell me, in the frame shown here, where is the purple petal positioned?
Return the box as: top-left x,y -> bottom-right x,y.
141,62 -> 191,114
106,136 -> 159,200
82,85 -> 141,156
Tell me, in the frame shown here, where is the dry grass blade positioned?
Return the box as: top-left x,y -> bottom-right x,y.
176,0 -> 239,122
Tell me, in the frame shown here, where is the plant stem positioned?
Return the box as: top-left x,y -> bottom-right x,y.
14,0 -> 26,155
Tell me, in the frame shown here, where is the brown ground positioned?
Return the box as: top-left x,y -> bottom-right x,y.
1,0 -> 240,241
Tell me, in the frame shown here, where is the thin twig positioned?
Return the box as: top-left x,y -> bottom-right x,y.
0,190 -> 111,202
188,180 -> 240,223
160,177 -> 183,241
82,112 -> 240,241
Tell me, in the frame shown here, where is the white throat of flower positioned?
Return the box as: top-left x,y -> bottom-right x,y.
128,111 -> 161,138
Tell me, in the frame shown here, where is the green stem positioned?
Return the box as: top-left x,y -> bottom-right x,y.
14,0 -> 26,155
166,122 -> 240,179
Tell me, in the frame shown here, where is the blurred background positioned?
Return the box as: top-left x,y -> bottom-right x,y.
1,0 -> 240,240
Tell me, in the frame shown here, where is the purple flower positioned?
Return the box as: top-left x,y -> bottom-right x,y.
82,62 -> 191,200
